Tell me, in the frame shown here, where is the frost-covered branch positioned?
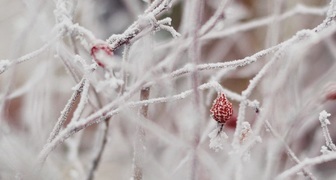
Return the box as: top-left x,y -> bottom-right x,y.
276,152 -> 336,179
6,0 -> 336,178
106,0 -> 177,51
158,3 -> 326,51
47,78 -> 85,143
265,121 -> 316,180
200,0 -> 232,36
70,78 -> 90,122
203,4 -> 327,41
132,87 -> 150,180
37,81 -> 256,163
0,34 -> 61,75
319,110 -> 336,151
151,43 -> 281,85
86,119 -> 110,180
232,45 -> 288,148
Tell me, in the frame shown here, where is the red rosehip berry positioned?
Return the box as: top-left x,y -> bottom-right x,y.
210,93 -> 233,124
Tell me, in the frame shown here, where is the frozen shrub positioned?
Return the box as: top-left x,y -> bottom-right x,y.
1,0 -> 336,180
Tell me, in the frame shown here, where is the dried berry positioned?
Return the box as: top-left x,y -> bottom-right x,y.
90,43 -> 114,68
210,93 -> 233,124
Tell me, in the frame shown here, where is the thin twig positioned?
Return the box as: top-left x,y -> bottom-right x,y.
0,34 -> 61,75
87,42 -> 130,180
156,3 -> 326,54
265,121 -> 316,180
71,78 -> 90,122
47,78 -> 85,143
200,0 -> 231,36
232,45 -> 289,148
132,87 -> 150,180
106,0 -> 173,51
319,110 -> 336,151
276,152 -> 336,179
188,0 -> 204,179
37,81 -> 231,163
119,44 -> 131,95
202,4 -> 327,41
86,117 -> 110,180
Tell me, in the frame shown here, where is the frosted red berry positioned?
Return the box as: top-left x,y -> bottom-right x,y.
90,43 -> 114,68
210,93 -> 233,124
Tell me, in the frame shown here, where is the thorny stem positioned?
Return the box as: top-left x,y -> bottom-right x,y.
133,87 -> 150,180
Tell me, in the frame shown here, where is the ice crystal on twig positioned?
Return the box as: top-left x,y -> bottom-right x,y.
208,125 -> 228,152
319,110 -> 336,151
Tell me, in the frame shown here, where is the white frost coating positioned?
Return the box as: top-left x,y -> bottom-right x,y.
321,146 -> 332,155
295,29 -> 315,39
0,60 -> 11,73
248,100 -> 260,110
96,72 -> 124,92
71,82 -> 82,91
158,17 -> 172,25
208,126 -> 228,152
240,121 -> 252,144
159,25 -> 181,38
96,79 -> 124,92
138,12 -> 156,28
319,110 -> 331,125
318,110 -> 336,151
71,78 -> 90,122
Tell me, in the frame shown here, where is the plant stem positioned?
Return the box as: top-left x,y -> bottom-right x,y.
132,87 -> 150,180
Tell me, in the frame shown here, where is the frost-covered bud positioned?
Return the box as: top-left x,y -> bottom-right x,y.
210,93 -> 233,124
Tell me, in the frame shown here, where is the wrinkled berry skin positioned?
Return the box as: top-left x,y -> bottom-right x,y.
210,93 -> 233,124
